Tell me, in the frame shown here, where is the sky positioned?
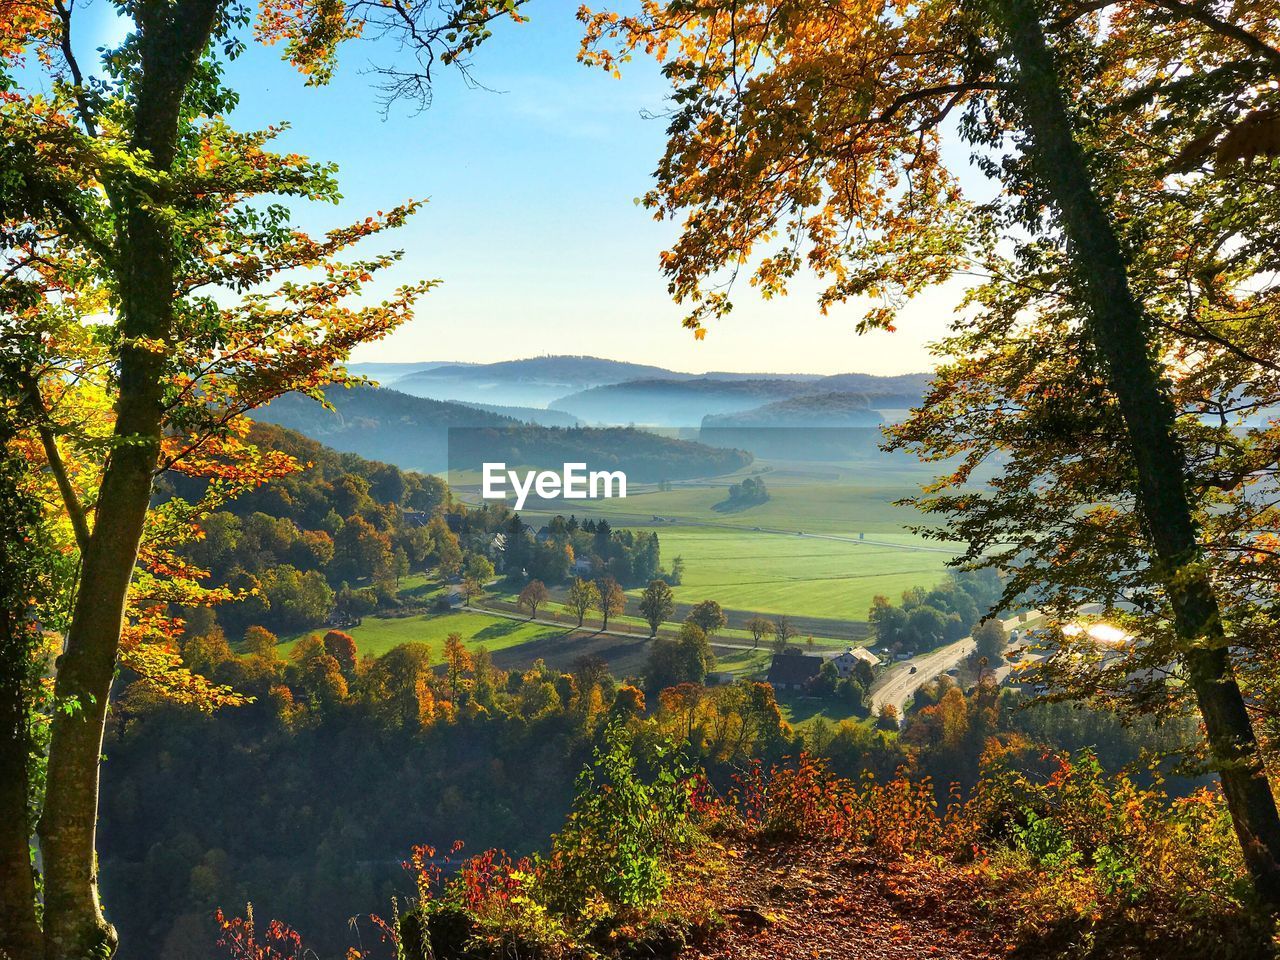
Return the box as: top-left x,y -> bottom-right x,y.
80,3 -> 967,376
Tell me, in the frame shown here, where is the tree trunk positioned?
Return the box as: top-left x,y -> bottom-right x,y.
36,5 -> 223,958
0,608 -> 42,960
989,0 -> 1280,904
1,388 -> 46,960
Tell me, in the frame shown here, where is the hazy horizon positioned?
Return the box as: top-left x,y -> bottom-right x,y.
346,353 -> 936,378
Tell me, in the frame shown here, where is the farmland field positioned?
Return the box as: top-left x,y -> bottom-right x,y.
638,526 -> 950,621
281,610 -> 565,661
281,606 -> 663,677
504,457 -> 959,625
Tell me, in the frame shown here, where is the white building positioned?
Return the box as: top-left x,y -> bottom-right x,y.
828,646 -> 880,677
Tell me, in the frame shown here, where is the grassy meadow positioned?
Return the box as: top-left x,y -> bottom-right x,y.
280,609 -> 564,661
640,526 -> 950,621
506,456 -> 958,624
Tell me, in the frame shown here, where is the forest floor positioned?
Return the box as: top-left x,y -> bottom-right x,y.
688,837 -> 1017,960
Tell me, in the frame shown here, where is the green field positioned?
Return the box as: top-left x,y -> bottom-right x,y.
516,474 -> 939,537
776,691 -> 873,729
507,459 -> 957,625
282,610 -> 567,662
709,645 -> 771,677
638,526 -> 950,621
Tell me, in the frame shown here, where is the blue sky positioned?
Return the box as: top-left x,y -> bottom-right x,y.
81,3 -> 963,375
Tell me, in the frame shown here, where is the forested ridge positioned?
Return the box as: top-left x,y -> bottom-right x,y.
254,386 -> 752,478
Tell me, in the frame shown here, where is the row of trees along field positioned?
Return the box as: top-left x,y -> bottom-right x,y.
498,515 -> 666,587
581,0 -> 1280,906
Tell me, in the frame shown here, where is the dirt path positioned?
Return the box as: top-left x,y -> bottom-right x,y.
688,837 -> 1015,960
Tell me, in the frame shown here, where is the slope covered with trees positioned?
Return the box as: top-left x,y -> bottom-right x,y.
392,356 -> 684,407
551,378 -> 818,426
702,393 -> 884,429
254,385 -> 752,480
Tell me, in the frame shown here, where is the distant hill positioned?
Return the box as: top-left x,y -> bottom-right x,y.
393,355 -> 684,407
550,371 -> 932,427
346,355 -> 932,417
814,372 -> 932,408
701,392 -> 885,428
700,370 -> 822,382
699,392 -> 886,460
250,386 -> 521,473
250,385 -> 749,480
551,378 -> 816,426
345,361 -> 470,383
453,401 -> 584,428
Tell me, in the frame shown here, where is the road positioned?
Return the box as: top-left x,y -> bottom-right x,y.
867,613 -> 1039,720
470,600 -> 1061,712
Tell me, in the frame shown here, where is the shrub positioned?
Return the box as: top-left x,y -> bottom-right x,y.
399,725 -> 707,958
543,724 -> 699,914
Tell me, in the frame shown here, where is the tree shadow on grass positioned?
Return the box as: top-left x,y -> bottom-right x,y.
710,497 -> 768,514
474,619 -> 527,641
780,695 -> 827,724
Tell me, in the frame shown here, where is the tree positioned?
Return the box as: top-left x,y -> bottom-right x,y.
610,683 -> 646,721
668,555 -> 685,585
0,2 -> 527,954
876,704 -> 901,732
460,577 -> 484,606
518,580 -> 551,619
973,619 -> 1008,668
332,515 -> 394,585
853,658 -> 875,690
686,599 -> 727,638
0,360 -> 60,960
596,576 -> 626,630
566,577 -> 601,628
772,615 -> 796,653
906,606 -> 950,651
303,653 -> 348,706
322,630 -> 359,675
582,0 -> 1280,900
646,621 -> 715,689
243,626 -> 279,660
639,579 -> 675,637
465,553 -> 496,584
182,627 -> 235,677
745,615 -> 774,650
442,633 -> 472,700
360,642 -> 433,729
868,595 -> 907,649
978,0 -> 1280,896
259,566 -> 335,632
428,515 -> 464,579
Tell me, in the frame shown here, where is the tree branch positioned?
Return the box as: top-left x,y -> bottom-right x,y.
52,0 -> 100,138
873,82 -> 1010,126
20,373 -> 91,553
1147,0 -> 1280,70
